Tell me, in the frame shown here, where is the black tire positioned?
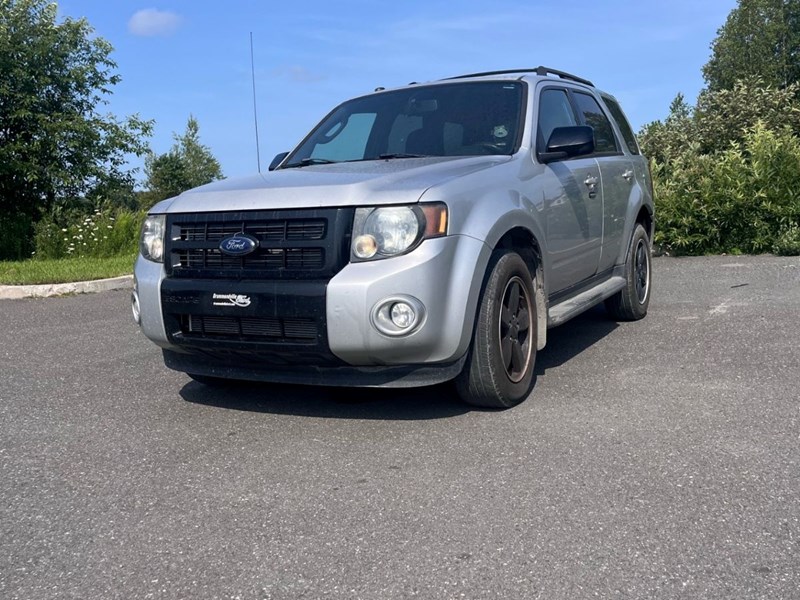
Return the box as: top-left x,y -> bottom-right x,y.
455,250 -> 537,409
605,223 -> 652,321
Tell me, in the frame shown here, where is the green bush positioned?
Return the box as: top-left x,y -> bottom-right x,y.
640,80 -> 800,167
773,224 -> 800,255
33,203 -> 145,260
654,122 -> 800,255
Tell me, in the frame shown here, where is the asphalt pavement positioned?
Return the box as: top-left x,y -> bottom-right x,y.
1,256 -> 798,599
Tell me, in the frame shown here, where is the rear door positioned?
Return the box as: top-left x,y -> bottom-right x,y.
571,91 -> 633,273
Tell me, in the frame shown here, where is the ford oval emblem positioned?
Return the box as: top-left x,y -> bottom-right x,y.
219,234 -> 259,257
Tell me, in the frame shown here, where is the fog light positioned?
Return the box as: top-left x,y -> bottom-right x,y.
390,302 -> 415,328
370,295 -> 425,337
353,234 -> 378,259
131,290 -> 141,325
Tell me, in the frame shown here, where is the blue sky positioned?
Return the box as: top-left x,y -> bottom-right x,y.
56,0 -> 738,181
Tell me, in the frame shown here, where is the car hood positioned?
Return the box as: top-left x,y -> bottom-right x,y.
152,156 -> 511,214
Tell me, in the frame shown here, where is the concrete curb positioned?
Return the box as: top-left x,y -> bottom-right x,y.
0,275 -> 133,300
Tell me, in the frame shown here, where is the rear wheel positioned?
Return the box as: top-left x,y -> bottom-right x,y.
605,223 -> 651,321
456,250 -> 537,409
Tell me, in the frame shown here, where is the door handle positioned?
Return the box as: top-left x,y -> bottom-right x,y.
622,169 -> 634,182
584,174 -> 598,198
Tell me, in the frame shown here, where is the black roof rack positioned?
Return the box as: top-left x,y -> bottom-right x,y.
534,66 -> 594,87
443,66 -> 594,88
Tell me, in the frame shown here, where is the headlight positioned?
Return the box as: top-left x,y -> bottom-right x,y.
351,203 -> 447,261
140,214 -> 166,263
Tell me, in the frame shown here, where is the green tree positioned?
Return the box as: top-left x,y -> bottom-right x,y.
638,93 -> 696,165
143,116 -> 223,205
638,0 -> 800,256
174,116 -> 223,189
0,0 -> 152,259
639,80 -> 800,163
144,152 -> 191,203
694,78 -> 800,152
703,0 -> 800,91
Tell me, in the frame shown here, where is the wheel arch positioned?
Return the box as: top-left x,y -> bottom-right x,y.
636,205 -> 654,244
616,197 -> 654,265
492,226 -> 548,351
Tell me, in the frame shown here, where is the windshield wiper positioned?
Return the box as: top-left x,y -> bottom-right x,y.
282,157 -> 338,169
377,153 -> 429,160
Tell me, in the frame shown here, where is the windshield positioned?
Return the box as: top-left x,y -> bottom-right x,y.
283,81 -> 525,167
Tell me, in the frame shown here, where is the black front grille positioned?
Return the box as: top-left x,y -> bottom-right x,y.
176,248 -> 324,270
181,314 -> 317,342
176,219 -> 326,242
165,208 -> 353,280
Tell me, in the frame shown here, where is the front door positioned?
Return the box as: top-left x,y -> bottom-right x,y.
535,87 -> 603,294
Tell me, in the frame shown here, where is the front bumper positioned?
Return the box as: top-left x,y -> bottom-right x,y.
135,234 -> 490,384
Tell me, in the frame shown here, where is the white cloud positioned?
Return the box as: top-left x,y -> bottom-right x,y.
128,9 -> 182,37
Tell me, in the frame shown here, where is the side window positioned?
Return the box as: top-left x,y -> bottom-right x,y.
537,88 -> 577,151
310,113 -> 377,161
572,92 -> 619,154
602,96 -> 640,155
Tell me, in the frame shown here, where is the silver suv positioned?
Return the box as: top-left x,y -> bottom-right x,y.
133,67 -> 654,408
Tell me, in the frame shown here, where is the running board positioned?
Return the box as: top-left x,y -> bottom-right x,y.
547,276 -> 626,327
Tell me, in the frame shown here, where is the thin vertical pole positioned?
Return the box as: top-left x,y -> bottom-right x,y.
250,32 -> 262,173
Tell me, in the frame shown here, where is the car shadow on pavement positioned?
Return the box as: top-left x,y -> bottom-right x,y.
180,379 -> 471,420
179,305 -> 619,419
534,304 -> 619,375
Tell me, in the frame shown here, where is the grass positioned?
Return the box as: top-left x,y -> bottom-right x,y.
0,254 -> 135,285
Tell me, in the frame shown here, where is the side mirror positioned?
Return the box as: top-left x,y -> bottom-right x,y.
268,151 -> 289,171
539,126 -> 594,164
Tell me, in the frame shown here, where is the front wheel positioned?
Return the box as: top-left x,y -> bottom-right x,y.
605,223 -> 652,321
455,250 -> 537,409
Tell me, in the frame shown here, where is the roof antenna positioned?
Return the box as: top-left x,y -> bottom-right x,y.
250,32 -> 262,173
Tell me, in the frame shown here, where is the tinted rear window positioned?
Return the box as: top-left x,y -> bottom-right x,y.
602,96 -> 640,155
